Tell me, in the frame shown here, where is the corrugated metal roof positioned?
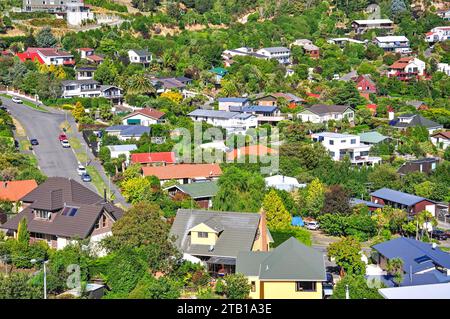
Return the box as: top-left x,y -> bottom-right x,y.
370,188 -> 427,206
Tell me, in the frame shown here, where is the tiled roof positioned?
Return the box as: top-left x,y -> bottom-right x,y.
142,163 -> 222,180
130,152 -> 176,164
122,107 -> 165,120
227,145 -> 278,160
431,131 -> 450,139
0,180 -> 38,202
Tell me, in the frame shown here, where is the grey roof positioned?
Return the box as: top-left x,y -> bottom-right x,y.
358,131 -> 389,144
188,109 -> 241,119
373,237 -> 450,274
304,104 -> 353,115
1,177 -> 123,238
260,47 -> 290,53
170,209 -> 261,258
61,79 -> 99,86
339,70 -> 358,82
350,198 -> 384,209
379,282 -> 450,299
392,114 -> 443,129
105,125 -> 150,137
236,237 -> 326,281
218,97 -> 249,103
406,100 -> 425,109
131,49 -> 151,57
370,188 -> 428,206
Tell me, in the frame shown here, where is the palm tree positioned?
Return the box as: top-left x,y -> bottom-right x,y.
386,258 -> 404,287
126,74 -> 155,96
415,210 -> 437,240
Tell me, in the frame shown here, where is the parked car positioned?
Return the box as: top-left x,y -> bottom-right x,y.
431,229 -> 448,241
30,138 -> 39,146
14,140 -> 19,149
59,133 -> 68,141
77,165 -> 86,176
12,97 -> 22,104
61,140 -> 70,148
323,283 -> 334,298
0,106 -> 7,111
305,221 -> 320,230
326,272 -> 334,286
81,173 -> 91,182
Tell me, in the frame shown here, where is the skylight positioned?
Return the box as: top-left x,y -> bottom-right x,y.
61,206 -> 79,217
414,255 -> 432,264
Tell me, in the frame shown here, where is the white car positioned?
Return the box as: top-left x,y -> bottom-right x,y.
61,140 -> 70,148
12,97 -> 23,104
305,221 -> 320,230
77,165 -> 86,176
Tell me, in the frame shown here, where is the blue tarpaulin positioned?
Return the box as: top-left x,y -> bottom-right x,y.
291,216 -> 304,227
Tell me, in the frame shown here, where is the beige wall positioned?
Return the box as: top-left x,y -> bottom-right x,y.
189,223 -> 218,246
260,281 -> 323,299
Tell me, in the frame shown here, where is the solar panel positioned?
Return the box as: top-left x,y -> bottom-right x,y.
414,255 -> 431,264
61,207 -> 78,217
69,208 -> 78,216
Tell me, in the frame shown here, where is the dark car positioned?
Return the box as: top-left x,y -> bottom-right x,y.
81,173 -> 92,182
14,140 -> 19,149
0,106 -> 7,112
326,272 -> 334,286
431,229 -> 448,241
30,138 -> 39,146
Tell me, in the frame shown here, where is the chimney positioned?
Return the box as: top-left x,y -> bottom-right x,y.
103,188 -> 107,203
432,242 -> 437,250
259,208 -> 268,252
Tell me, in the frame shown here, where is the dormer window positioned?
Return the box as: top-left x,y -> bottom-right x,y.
35,210 -> 51,220
198,232 -> 209,238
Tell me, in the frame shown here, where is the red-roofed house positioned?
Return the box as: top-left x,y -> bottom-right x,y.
130,152 -> 176,166
142,163 -> 222,185
355,75 -> 377,94
227,145 -> 278,161
388,57 -> 426,81
0,180 -> 38,211
425,26 -> 450,43
122,108 -> 166,126
430,131 -> 450,150
17,48 -> 75,66
76,48 -> 104,64
366,104 -> 377,114
306,92 -> 320,99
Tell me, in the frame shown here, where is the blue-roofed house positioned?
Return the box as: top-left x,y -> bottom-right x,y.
372,237 -> 450,287
218,97 -> 250,111
104,125 -> 151,141
370,188 -> 436,216
187,109 -> 257,134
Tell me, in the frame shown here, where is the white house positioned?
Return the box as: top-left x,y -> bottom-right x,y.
388,57 -> 426,81
311,132 -> 381,165
104,125 -> 151,141
264,175 -> 306,192
218,97 -> 250,111
374,36 -> 411,54
188,109 -> 258,134
18,47 -> 75,66
221,47 -> 269,66
66,1 -> 94,26
437,63 -> 450,76
297,104 -> 355,123
121,108 -> 166,126
106,144 -> 137,165
256,47 -> 291,64
61,80 -> 123,103
128,49 -> 152,66
75,66 -> 96,80
430,131 -> 450,150
425,26 -> 450,43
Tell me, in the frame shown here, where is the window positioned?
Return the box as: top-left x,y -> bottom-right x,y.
351,139 -> 356,144
94,220 -> 100,229
296,281 -> 316,292
341,139 -> 346,143
102,215 -> 107,227
251,281 -> 256,292
329,140 -> 334,145
198,232 -> 209,238
35,210 -> 51,220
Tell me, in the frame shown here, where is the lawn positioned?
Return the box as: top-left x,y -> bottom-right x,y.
270,227 -> 312,248
20,139 -> 31,151
86,166 -> 111,198
68,137 -> 82,150
1,94 -> 47,112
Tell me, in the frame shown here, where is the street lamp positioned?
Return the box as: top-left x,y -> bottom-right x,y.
31,259 -> 49,299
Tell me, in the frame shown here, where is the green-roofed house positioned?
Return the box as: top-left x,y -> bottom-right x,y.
164,181 -> 219,209
358,131 -> 390,145
236,237 -> 326,299
210,67 -> 228,83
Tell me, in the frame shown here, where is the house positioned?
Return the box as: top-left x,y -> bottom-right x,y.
127,49 -> 152,66
236,237 -> 326,299
142,163 -> 222,185
121,108 -> 165,126
425,26 -> 450,43
164,180 -> 219,209
104,125 -> 150,141
358,131 -> 390,145
297,104 -> 354,123
0,180 -> 38,211
77,48 -> 104,64
355,74 -> 377,94
188,109 -> 258,134
199,141 -> 230,153
406,100 -> 428,111
327,38 -> 367,47
66,1 -> 94,26
430,131 -> 450,150
311,132 -> 381,165
338,70 -> 358,82
370,188 -> 436,216
437,9 -> 450,20
218,97 -> 250,111
61,80 -> 123,103
351,19 -> 394,34
210,67 -> 228,83
0,177 -> 123,254
221,47 -> 270,67
23,0 -> 93,26
387,57 -> 426,81
390,114 -> 443,134
130,152 -> 176,166
349,198 -> 384,212
397,158 -> 439,176
230,105 -> 280,118
75,66 -> 96,80
252,93 -> 304,108
264,175 -> 306,192
99,85 -> 123,104
256,47 -> 291,64
374,36 -> 411,54
149,76 -> 192,94
379,282 -> 450,299
23,0 -> 69,12
170,209 -> 273,275
227,145 -> 278,161
372,237 -> 450,287
106,144 -> 137,165
17,47 -> 75,66
366,103 -> 377,115
437,63 -> 450,76
291,39 -> 320,59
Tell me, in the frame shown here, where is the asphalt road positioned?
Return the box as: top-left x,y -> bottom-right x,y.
1,96 -> 94,189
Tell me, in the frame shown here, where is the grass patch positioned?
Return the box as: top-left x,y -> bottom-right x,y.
270,226 -> 312,248
86,166 -> 108,197
1,94 -> 47,112
68,137 -> 82,150
20,139 -> 31,151
75,152 -> 88,165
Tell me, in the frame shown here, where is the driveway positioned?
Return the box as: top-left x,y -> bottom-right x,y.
0,95 -> 128,207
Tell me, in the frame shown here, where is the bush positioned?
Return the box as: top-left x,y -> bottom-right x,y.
270,226 -> 312,248
318,213 -> 377,242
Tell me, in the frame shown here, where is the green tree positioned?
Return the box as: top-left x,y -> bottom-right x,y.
386,257 -> 404,287
17,218 -> 30,245
71,101 -> 85,122
331,275 -> 383,299
303,178 -> 325,217
327,237 -> 365,276
262,189 -> 291,230
35,27 -> 57,48
120,177 -> 152,204
0,273 -> 42,299
223,273 -> 251,299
